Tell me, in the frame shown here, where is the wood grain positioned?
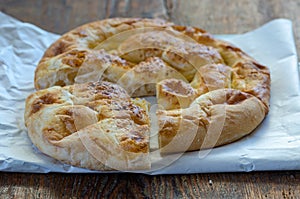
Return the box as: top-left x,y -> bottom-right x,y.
0,0 -> 168,34
0,0 -> 300,198
0,0 -> 108,34
167,0 -> 300,55
1,0 -> 299,54
0,172 -> 300,198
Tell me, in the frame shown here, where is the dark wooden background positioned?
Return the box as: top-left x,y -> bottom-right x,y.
1,0 -> 300,198
1,0 -> 299,53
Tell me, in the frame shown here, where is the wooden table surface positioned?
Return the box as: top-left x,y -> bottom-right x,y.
1,0 -> 300,198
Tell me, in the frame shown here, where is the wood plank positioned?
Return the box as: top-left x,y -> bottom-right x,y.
1,0 -> 299,50
0,172 -> 300,198
0,0 -> 168,34
167,0 -> 300,55
0,0 -> 108,34
106,0 -> 168,19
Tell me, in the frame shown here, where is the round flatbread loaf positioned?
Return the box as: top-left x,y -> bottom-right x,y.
26,18 -> 270,170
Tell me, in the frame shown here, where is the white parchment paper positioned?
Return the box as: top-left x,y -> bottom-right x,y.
0,12 -> 300,174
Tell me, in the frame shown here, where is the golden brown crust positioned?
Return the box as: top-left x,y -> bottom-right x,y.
34,18 -> 270,109
27,18 -> 270,168
25,81 -> 150,170
158,89 -> 266,153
